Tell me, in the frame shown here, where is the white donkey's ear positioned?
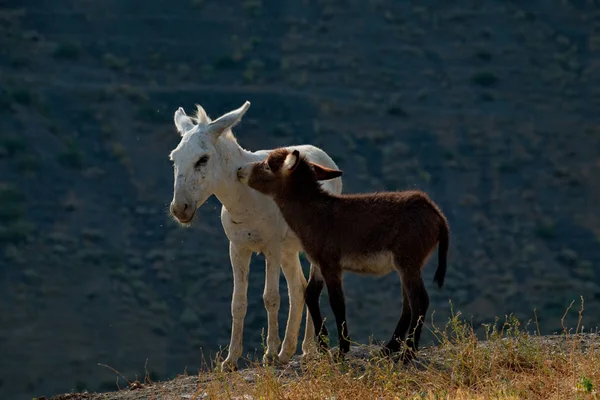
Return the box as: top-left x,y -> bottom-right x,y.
194,104 -> 211,125
174,107 -> 195,135
207,101 -> 251,139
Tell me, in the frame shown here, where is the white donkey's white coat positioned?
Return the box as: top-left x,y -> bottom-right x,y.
169,101 -> 343,370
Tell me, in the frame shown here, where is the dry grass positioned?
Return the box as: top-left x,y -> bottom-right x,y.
48,299 -> 599,400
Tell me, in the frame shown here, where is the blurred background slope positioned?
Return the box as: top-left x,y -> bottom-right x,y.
0,0 -> 599,398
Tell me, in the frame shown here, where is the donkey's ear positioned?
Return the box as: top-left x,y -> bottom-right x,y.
207,101 -> 251,139
283,149 -> 301,174
310,163 -> 343,181
174,107 -> 195,135
194,104 -> 211,125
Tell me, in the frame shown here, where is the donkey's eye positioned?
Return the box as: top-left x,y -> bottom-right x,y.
194,156 -> 209,169
263,163 -> 270,171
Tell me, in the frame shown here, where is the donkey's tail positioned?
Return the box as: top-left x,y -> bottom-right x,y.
433,218 -> 449,289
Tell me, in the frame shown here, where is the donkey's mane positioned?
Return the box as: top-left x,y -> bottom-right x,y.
191,104 -> 208,124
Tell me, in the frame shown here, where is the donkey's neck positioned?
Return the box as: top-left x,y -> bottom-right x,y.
211,134 -> 262,216
277,192 -> 329,235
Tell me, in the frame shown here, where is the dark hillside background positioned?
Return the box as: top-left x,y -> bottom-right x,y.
1,0 -> 600,398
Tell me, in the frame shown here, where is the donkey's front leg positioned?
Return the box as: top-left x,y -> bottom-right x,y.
323,269 -> 351,355
305,264 -> 328,352
263,251 -> 282,364
301,265 -> 316,360
222,242 -> 252,372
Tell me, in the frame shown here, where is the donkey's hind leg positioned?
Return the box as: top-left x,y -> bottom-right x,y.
382,281 -> 412,356
400,271 -> 429,363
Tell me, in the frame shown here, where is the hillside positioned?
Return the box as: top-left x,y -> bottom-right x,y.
42,317 -> 600,400
1,0 -> 600,398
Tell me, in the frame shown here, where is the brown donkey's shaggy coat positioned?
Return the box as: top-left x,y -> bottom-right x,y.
239,148 -> 450,361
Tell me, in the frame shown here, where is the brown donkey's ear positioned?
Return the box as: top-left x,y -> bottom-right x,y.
310,163 -> 343,181
283,149 -> 301,174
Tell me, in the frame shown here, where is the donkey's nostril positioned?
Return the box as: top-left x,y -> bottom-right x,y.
237,166 -> 242,171
183,203 -> 189,211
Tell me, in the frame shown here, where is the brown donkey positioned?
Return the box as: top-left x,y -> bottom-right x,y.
237,148 -> 450,362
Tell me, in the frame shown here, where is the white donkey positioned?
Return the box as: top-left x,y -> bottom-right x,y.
168,101 -> 343,370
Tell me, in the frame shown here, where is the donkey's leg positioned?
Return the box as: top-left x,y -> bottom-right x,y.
400,271 -> 429,363
277,251 -> 306,363
305,264 -> 328,351
301,264 -> 317,358
222,242 -> 252,371
263,251 -> 282,364
323,269 -> 350,355
383,281 -> 412,355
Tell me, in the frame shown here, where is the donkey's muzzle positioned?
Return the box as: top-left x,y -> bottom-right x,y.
237,165 -> 251,184
170,201 -> 195,223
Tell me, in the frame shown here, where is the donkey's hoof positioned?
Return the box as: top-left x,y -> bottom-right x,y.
300,347 -> 319,363
276,353 -> 292,365
379,346 -> 394,359
339,341 -> 351,355
400,348 -> 417,365
277,342 -> 297,365
262,352 -> 283,366
220,359 -> 238,372
317,339 -> 330,353
301,343 -> 318,360
331,348 -> 348,363
300,352 -> 315,364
